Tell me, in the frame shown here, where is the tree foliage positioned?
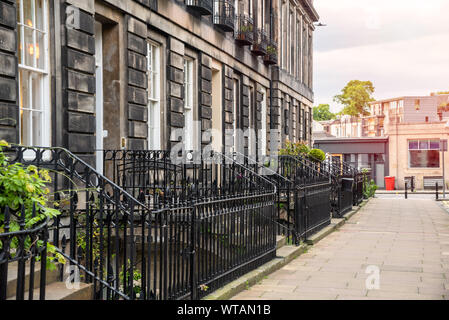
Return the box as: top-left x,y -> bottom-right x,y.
334,80 -> 375,116
313,104 -> 335,121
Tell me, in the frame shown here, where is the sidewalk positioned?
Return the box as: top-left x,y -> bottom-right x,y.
376,190 -> 443,194
231,198 -> 449,300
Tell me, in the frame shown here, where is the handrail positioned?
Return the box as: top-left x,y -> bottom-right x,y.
231,152 -> 291,185
7,145 -> 150,212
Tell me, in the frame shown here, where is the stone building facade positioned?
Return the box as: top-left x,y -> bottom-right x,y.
0,0 -> 318,172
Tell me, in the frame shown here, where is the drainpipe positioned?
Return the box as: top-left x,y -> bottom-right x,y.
269,0 -> 274,140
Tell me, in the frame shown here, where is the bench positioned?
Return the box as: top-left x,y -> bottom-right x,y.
423,176 -> 444,190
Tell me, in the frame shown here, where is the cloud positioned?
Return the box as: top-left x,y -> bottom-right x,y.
314,0 -> 449,52
313,0 -> 449,112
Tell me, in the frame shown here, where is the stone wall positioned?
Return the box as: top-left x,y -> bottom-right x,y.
199,53 -> 212,150
167,37 -> 185,150
62,2 -> 96,165
127,16 -> 148,150
0,0 -> 18,143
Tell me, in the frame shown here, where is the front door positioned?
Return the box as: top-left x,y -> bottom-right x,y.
376,163 -> 385,188
95,22 -> 104,173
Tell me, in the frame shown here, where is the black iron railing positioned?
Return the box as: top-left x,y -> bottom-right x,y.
235,14 -> 254,45
232,153 -> 332,245
354,172 -> 364,205
213,0 -> 235,32
321,157 -> 360,217
264,39 -> 278,65
0,205 -> 48,300
104,149 -> 276,299
1,146 -> 149,300
1,146 -> 276,300
251,29 -> 268,56
277,155 -> 332,238
185,0 -> 213,15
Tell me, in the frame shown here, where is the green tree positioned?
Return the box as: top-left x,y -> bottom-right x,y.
333,80 -> 375,116
313,104 -> 335,121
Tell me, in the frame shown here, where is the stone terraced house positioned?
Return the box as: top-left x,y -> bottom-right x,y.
0,0 -> 318,172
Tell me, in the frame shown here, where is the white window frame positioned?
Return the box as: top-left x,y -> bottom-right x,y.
408,139 -> 440,169
248,86 -> 255,158
147,41 -> 161,150
259,89 -> 267,156
233,78 -> 240,153
17,0 -> 51,149
183,57 -> 197,151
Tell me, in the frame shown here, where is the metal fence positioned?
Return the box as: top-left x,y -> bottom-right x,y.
0,205 -> 49,300
103,149 -> 277,299
233,153 -> 333,244
321,157 -> 358,218
1,147 -> 276,300
277,155 -> 332,240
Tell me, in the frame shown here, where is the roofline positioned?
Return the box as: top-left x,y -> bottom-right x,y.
302,0 -> 319,22
314,137 -> 389,144
369,94 -> 449,105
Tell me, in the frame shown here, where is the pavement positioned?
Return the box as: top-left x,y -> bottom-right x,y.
231,198 -> 449,300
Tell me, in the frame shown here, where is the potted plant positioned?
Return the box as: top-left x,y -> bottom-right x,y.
236,20 -> 253,45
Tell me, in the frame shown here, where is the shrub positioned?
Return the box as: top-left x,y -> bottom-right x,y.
0,140 -> 65,270
279,140 -> 310,156
361,169 -> 378,198
308,148 -> 326,162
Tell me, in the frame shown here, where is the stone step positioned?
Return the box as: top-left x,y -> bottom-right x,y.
276,235 -> 286,250
9,282 -> 94,300
5,261 -> 60,299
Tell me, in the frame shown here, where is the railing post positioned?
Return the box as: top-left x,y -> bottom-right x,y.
190,205 -> 197,300
436,182 -> 439,200
405,181 -> 408,199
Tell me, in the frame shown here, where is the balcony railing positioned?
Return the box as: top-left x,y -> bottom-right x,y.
185,0 -> 213,15
234,14 -> 254,45
213,0 -> 235,32
263,38 -> 278,65
251,29 -> 268,56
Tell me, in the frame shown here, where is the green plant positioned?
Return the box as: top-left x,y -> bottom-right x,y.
266,45 -> 277,55
361,169 -> 378,198
119,259 -> 142,298
239,24 -> 253,33
0,140 -> 65,270
279,140 -> 310,156
308,149 -> 326,162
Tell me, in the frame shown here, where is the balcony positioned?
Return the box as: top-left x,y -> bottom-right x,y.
185,0 -> 213,15
263,39 -> 278,65
235,14 -> 254,46
213,0 -> 235,32
251,29 -> 268,56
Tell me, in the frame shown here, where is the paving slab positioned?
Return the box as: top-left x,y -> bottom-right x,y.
231,198 -> 449,300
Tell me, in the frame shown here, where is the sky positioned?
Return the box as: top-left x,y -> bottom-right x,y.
313,0 -> 449,113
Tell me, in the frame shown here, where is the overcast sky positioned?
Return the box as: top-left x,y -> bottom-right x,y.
313,0 -> 449,112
